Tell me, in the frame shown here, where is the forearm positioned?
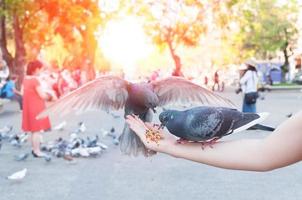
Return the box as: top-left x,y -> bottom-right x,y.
164,139 -> 274,171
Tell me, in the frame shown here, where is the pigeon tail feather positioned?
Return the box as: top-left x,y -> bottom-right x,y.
119,124 -> 148,157
233,112 -> 269,134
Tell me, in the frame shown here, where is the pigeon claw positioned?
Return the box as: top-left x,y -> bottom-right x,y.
200,138 -> 220,150
176,138 -> 189,144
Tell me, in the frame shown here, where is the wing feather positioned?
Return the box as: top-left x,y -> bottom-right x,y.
37,75 -> 129,118
152,77 -> 235,108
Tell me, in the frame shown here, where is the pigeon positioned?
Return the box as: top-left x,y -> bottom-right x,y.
286,113 -> 293,118
10,136 -> 21,148
15,153 -> 29,161
0,125 -> 13,135
97,142 -> 108,150
100,129 -> 109,137
77,122 -> 86,133
159,106 -> 269,148
87,135 -> 99,147
247,124 -> 275,131
7,168 -> 27,181
19,133 -> 29,143
112,138 -> 119,145
38,75 -> 235,156
43,154 -> 52,162
87,146 -> 102,156
53,121 -> 67,131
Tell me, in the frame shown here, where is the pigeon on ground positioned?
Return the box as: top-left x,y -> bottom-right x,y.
38,75 -> 235,156
7,168 -> 27,181
19,133 -> 29,143
15,153 -> 29,161
159,106 -> 269,148
0,125 -> 13,135
286,113 -> 293,118
53,121 -> 67,131
77,122 -> 86,133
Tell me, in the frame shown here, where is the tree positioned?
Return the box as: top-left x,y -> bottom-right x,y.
132,0 -> 209,76
223,0 -> 299,74
0,0 -> 13,70
37,0 -> 102,80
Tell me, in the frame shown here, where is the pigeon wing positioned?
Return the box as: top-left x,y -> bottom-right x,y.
151,77 -> 235,108
186,108 -> 223,141
37,75 -> 129,118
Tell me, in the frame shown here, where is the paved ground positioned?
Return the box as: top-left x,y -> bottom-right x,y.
1,88 -> 302,200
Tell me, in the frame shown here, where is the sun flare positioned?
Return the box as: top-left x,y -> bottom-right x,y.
99,17 -> 153,68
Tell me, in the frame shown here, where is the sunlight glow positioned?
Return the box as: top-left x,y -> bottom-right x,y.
99,17 -> 153,71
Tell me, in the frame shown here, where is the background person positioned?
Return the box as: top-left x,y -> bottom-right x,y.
239,60 -> 259,113
22,60 -> 57,157
0,75 -> 23,110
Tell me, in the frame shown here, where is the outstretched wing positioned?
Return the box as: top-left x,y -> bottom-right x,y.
151,76 -> 235,108
37,75 -> 129,118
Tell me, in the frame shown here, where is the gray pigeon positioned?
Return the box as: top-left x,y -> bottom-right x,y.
15,153 -> 29,161
37,75 -> 235,156
159,106 -> 269,146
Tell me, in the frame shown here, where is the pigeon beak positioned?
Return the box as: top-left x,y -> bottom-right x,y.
158,123 -> 165,130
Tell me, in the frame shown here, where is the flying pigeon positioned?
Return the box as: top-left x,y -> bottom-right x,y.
159,106 -> 269,148
7,168 -> 27,181
38,75 -> 235,156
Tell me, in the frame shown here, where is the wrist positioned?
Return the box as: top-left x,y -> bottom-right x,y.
159,142 -> 181,158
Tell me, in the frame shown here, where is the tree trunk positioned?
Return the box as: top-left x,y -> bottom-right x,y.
13,14 -> 26,87
167,40 -> 183,77
0,0 -> 13,70
281,43 -> 289,82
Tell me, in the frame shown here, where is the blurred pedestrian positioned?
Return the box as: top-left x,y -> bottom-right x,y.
204,75 -> 208,87
22,60 -> 57,157
239,60 -> 259,113
0,75 -> 23,110
212,71 -> 220,91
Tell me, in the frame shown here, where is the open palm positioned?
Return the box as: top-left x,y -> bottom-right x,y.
126,115 -> 177,153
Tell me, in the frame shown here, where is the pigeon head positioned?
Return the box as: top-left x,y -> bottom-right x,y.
129,83 -> 159,111
159,110 -> 176,127
141,86 -> 159,112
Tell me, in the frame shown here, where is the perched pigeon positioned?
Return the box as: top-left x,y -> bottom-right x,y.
159,106 -> 269,147
7,168 -> 27,181
38,75 -> 235,156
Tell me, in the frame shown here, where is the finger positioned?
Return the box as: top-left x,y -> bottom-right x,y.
145,122 -> 156,129
125,119 -> 146,139
132,115 -> 150,130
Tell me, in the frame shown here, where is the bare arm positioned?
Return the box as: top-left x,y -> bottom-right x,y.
126,112 -> 302,172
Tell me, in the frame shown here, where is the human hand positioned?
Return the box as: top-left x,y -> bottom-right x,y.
125,115 -> 177,154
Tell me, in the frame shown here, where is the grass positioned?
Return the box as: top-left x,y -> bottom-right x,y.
272,82 -> 301,86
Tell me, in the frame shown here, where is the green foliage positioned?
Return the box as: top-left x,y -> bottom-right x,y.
224,0 -> 299,62
132,1 -> 207,52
